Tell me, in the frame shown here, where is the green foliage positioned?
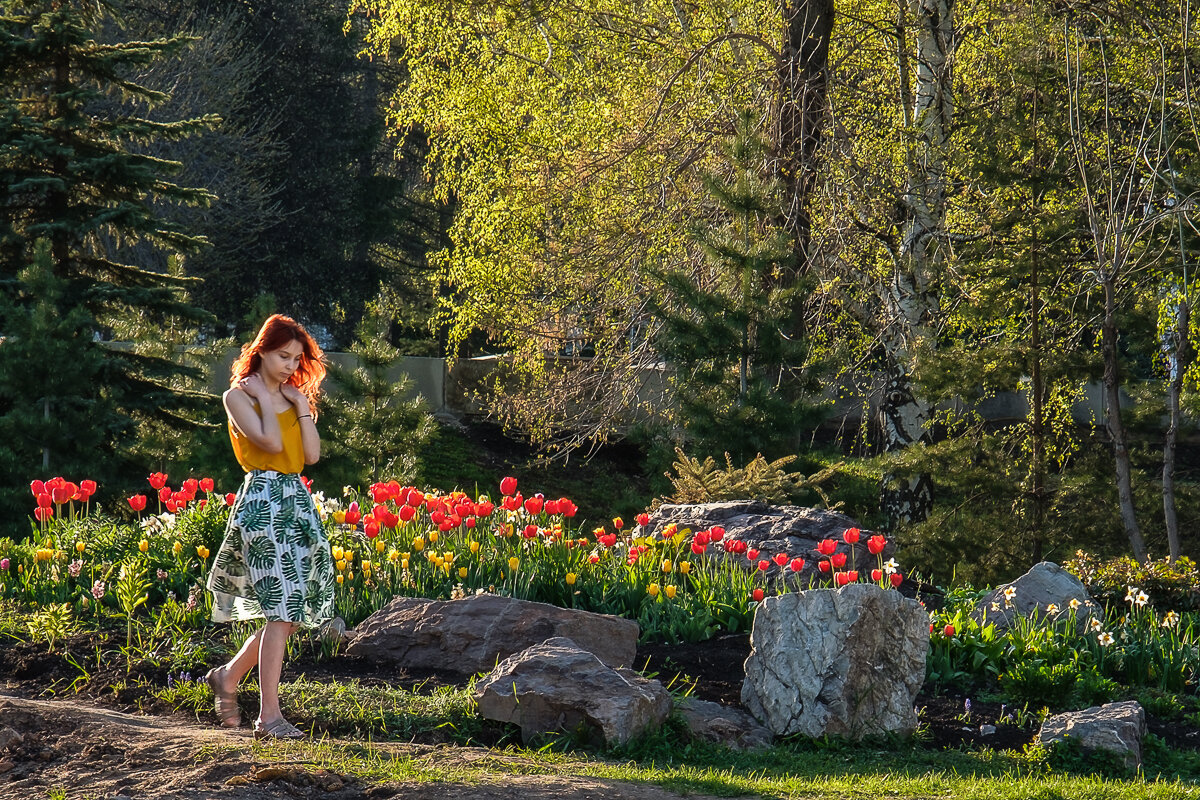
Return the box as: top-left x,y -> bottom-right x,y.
1066,552 -> 1200,613
319,304 -> 438,489
661,447 -> 841,508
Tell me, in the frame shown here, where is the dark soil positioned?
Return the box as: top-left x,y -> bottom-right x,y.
3,628 -> 1198,754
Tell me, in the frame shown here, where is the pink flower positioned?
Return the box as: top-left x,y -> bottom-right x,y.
68,560 -> 83,578
91,580 -> 106,600
0,558 -> 8,571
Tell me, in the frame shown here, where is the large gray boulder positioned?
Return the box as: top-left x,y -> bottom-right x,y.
1038,701 -> 1146,769
474,637 -> 671,745
741,584 -> 928,739
647,502 -> 891,587
972,562 -> 1101,634
346,594 -> 638,674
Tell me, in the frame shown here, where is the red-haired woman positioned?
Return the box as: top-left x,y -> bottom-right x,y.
203,313 -> 334,740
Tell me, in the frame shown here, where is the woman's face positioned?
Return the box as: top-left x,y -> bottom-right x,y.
259,340 -> 304,385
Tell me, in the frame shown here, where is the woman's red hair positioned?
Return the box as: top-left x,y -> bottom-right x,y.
230,314 -> 326,410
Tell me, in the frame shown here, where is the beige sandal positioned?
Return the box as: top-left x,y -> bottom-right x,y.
205,667 -> 241,728
253,717 -> 305,740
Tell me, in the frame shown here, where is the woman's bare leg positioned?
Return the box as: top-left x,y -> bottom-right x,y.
256,620 -> 296,724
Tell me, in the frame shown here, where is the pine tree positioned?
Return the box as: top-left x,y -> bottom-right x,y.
652,111 -> 823,462
320,304 -> 436,489
0,0 -> 216,529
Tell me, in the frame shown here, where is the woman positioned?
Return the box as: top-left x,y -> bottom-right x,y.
204,314 -> 334,740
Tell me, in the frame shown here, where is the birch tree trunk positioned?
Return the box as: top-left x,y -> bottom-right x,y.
878,0 -> 954,526
1163,294 -> 1190,562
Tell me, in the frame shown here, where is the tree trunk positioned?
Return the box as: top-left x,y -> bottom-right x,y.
773,0 -> 834,336
1163,295 -> 1190,562
878,0 -> 954,528
1102,274 -> 1147,563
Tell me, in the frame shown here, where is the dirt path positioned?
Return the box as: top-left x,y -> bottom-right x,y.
0,695 -> 736,800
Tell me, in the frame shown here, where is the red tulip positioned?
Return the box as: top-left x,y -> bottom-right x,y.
843,527 -> 861,544
474,501 -> 494,517
80,479 -> 97,495
790,557 -> 805,572
183,478 -> 199,495
872,569 -> 883,582
148,472 -> 168,490
406,488 -> 425,507
817,539 -> 837,556
636,513 -> 650,527
694,531 -> 710,546
612,517 -> 624,530
831,552 -> 847,568
200,477 -> 215,493
30,479 -> 45,496
51,486 -> 72,505
430,509 -> 446,525
524,496 -> 544,515
835,571 -> 851,586
757,559 -> 769,572
500,476 -> 518,496
867,534 -> 887,555
198,499 -> 208,509
709,526 -> 725,541
364,521 -> 380,538
847,570 -> 859,581
466,517 -> 476,528
345,502 -> 361,525
164,499 -> 178,513
890,572 -> 904,588
819,561 -> 831,573
36,493 -> 52,508
773,552 -> 788,567
944,624 -> 955,637
370,484 -> 389,504
381,510 -> 399,529
128,494 -> 147,511
691,541 -> 707,555
558,498 -> 577,517
751,588 -> 765,602
224,493 -> 237,506
598,533 -> 617,548
747,548 -> 759,561
300,476 -> 312,491
544,499 -> 561,515
34,507 -> 53,522
158,487 -> 172,503
398,504 -> 416,522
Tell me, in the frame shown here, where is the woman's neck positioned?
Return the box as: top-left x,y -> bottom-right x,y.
257,371 -> 284,397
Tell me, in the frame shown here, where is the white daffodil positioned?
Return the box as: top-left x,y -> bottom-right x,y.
1163,611 -> 1180,628
1003,585 -> 1017,601
1046,603 -> 1060,615
1135,591 -> 1149,607
1069,598 -> 1081,610
884,558 -> 899,575
1125,586 -> 1138,603
1090,618 -> 1103,632
1098,631 -> 1114,647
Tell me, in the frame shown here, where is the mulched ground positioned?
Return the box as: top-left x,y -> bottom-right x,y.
2,628 -> 1198,754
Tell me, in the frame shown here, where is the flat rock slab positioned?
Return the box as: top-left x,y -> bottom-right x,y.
1039,701 -> 1146,769
741,584 -> 928,739
648,502 -> 889,586
675,698 -> 774,750
346,594 -> 638,674
474,637 -> 672,746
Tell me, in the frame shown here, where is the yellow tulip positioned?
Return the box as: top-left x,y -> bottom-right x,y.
680,561 -> 691,574
197,545 -> 210,560
648,583 -> 660,597
444,551 -> 454,562
336,559 -> 347,572
332,545 -> 344,561
458,567 -> 468,579
429,531 -> 439,544
662,559 -> 673,573
469,540 -> 480,553
75,541 -> 85,554
362,559 -> 372,570
401,559 -> 409,570
665,585 -> 677,599
332,510 -> 346,525
508,556 -> 520,571
172,541 -> 182,556
388,549 -> 400,563
565,573 -> 577,585
336,574 -> 344,584
375,538 -> 386,553
413,537 -> 425,551
138,540 -> 149,553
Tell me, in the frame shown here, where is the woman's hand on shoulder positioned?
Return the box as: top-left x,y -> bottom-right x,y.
280,383 -> 307,409
236,374 -> 268,401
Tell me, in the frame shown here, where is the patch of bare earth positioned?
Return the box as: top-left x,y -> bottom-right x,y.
0,696 -> 740,800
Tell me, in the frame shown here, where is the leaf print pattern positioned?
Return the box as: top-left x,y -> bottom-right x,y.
207,471 -> 334,628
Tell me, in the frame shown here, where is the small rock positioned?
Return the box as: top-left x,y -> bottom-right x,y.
1038,700 -> 1146,769
979,724 -> 997,736
224,776 -> 251,786
0,729 -> 23,751
0,760 -> 13,774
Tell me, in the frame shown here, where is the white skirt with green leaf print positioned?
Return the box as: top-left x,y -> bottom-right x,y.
207,470 -> 335,628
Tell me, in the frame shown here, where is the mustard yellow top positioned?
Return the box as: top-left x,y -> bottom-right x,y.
229,404 -> 305,474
